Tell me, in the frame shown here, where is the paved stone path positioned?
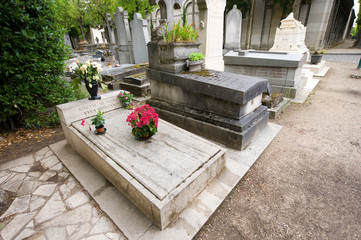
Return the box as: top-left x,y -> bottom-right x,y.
0,147 -> 125,240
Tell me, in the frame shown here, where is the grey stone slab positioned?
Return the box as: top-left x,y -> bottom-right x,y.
119,82 -> 150,97
40,203 -> 93,228
1,194 -> 30,218
45,227 -> 67,240
101,65 -> 146,82
224,50 -> 307,68
52,123 -> 281,239
130,13 -> 150,64
33,184 -> 57,197
149,102 -> 269,150
0,155 -> 34,171
35,191 -> 66,224
147,68 -> 268,105
0,212 -> 36,240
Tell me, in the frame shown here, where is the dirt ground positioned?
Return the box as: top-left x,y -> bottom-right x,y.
1,60 -> 361,239
195,61 -> 361,239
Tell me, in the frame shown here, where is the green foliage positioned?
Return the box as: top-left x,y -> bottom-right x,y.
313,50 -> 326,55
163,20 -> 198,43
118,90 -> 134,109
91,110 -> 105,127
0,0 -> 77,128
116,0 -> 157,21
274,0 -> 295,17
189,52 -> 204,61
225,0 -> 251,17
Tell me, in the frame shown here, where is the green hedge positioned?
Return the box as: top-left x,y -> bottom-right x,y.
0,0 -> 76,129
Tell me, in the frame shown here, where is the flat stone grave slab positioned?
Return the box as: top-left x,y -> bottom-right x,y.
57,93 -> 226,229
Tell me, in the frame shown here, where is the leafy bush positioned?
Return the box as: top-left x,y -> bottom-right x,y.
0,0 -> 76,129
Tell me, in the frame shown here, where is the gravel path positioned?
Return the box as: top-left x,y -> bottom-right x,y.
195,61 -> 361,239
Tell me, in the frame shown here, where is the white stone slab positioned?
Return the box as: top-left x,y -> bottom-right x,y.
68,108 -> 226,229
51,122 -> 281,240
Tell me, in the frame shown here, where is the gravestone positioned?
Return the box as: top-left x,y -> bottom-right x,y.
225,4 -> 242,50
198,0 -> 226,71
56,91 -> 226,229
120,72 -> 151,97
114,7 -> 134,64
105,13 -> 116,44
130,13 -> 150,64
269,13 -> 309,54
101,64 -> 148,90
147,68 -> 269,150
64,34 -> 73,49
224,50 -> 307,98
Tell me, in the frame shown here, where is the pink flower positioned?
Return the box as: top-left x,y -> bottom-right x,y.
81,119 -> 85,126
125,97 -> 128,100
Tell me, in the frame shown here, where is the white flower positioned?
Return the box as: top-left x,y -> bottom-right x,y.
80,64 -> 87,74
68,62 -> 78,73
93,75 -> 100,81
85,61 -> 90,67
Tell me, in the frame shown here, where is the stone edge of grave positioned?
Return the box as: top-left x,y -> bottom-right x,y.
50,122 -> 282,240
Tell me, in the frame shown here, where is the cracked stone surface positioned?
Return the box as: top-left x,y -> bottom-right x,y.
0,147 -> 124,240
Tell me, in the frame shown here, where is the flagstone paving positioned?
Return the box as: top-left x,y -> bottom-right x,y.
0,147 -> 125,240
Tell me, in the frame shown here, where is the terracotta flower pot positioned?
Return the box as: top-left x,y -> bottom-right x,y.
95,124 -> 105,134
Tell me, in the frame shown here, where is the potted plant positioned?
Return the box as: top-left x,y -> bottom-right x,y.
118,90 -> 134,109
187,52 -> 204,72
311,50 -> 326,64
148,19 -> 201,73
91,110 -> 106,134
103,49 -> 114,62
69,60 -> 107,100
126,104 -> 159,140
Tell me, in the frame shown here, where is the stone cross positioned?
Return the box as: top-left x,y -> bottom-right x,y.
114,7 -> 134,64
149,0 -> 184,28
105,13 -> 116,43
225,4 -> 242,50
130,13 -> 150,64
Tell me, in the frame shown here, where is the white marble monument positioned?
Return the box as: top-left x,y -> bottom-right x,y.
225,4 -> 242,50
269,13 -> 309,54
198,0 -> 226,71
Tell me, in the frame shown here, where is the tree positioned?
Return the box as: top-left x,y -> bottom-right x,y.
116,0 -> 157,20
87,0 -> 118,28
0,0 -> 76,129
274,0 -> 295,19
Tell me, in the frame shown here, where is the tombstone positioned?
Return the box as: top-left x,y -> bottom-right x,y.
225,4 -> 242,50
224,50 -> 307,98
197,0 -> 226,71
114,7 -> 134,64
130,13 -> 150,64
64,34 -> 73,49
105,13 -> 116,44
269,13 -> 309,54
95,50 -> 105,62
149,0 -> 183,28
56,91 -> 226,229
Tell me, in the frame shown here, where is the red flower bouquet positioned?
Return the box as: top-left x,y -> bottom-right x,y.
126,104 -> 159,139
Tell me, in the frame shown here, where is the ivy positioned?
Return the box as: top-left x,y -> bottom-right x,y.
0,0 -> 76,129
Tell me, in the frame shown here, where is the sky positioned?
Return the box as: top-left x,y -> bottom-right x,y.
354,0 -> 359,26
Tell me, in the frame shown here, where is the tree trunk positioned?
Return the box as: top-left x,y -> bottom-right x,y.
293,0 -> 302,20
78,18 -> 86,41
